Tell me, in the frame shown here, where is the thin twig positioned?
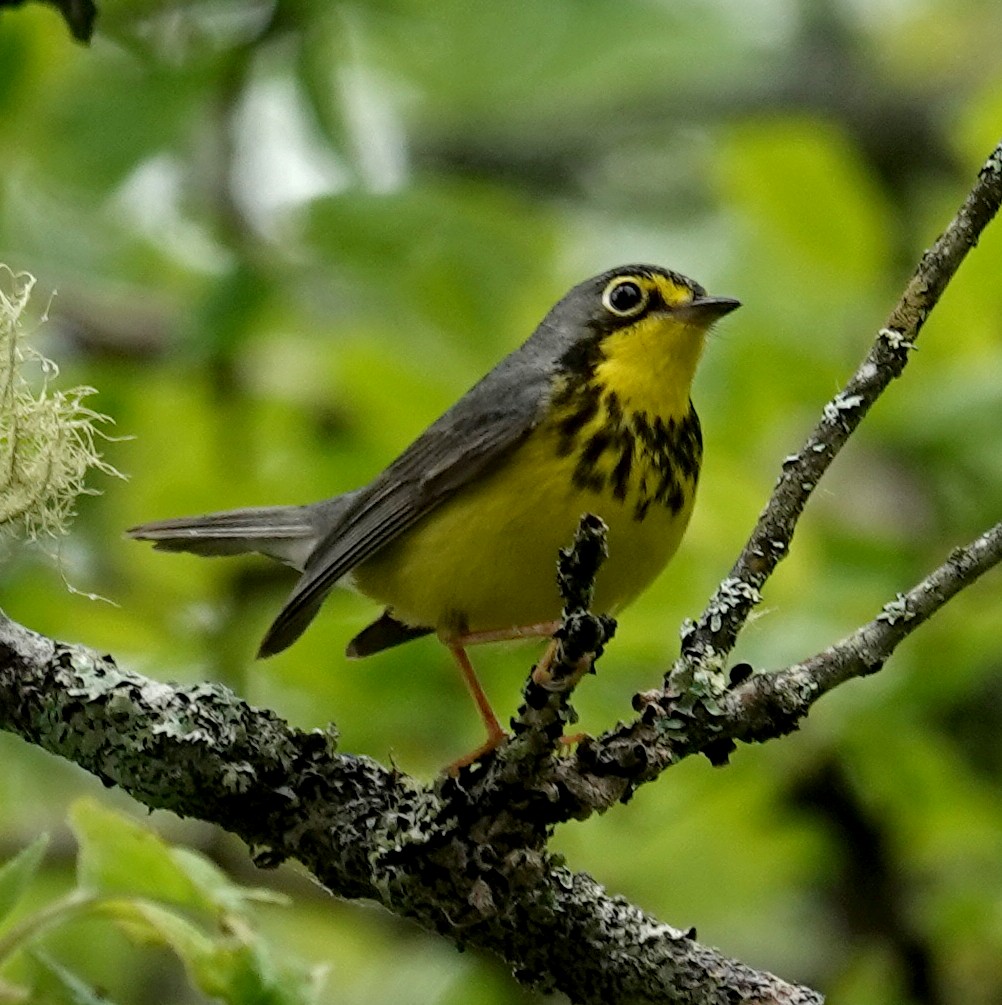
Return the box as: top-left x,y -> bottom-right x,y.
507,514 -> 616,758
571,519 -> 1002,790
736,520 -> 1002,731
684,138 -> 1002,664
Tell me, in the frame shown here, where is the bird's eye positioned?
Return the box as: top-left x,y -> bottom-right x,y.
602,279 -> 648,317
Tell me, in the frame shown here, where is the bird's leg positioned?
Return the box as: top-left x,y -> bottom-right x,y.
444,645 -> 507,774
531,638 -> 560,684
453,620 -> 561,647
448,644 -> 506,747
442,621 -> 562,773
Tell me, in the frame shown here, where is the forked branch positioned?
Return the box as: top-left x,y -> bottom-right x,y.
573,519 -> 1002,793
686,137 -> 1002,661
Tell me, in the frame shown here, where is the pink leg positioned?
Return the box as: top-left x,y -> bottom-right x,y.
532,640 -> 594,750
448,644 -> 506,746
442,622 -> 561,773
531,638 -> 560,685
443,645 -> 510,774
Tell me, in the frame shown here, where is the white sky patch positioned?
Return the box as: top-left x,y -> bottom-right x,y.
231,74 -> 350,234
336,60 -> 410,194
112,154 -> 232,274
649,0 -> 798,46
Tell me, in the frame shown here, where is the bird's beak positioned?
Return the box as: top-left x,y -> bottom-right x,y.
674,296 -> 742,324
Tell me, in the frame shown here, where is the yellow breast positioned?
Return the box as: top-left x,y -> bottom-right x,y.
352,377 -> 702,638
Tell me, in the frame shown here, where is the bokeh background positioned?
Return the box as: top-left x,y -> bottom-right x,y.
1,1 -> 1002,1002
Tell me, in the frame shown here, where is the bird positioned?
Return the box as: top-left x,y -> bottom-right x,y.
128,265 -> 740,763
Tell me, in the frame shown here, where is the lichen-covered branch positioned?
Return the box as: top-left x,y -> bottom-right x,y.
741,520 -> 1002,730
4,519 -> 996,999
571,519 -> 1002,791
685,137 -> 1002,661
0,612 -> 820,1005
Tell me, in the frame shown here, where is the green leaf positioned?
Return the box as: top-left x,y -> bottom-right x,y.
0,834 -> 48,927
99,896 -> 216,958
100,899 -> 325,1005
169,847 -> 288,914
70,799 -> 285,918
69,799 -> 223,918
28,949 -> 123,1005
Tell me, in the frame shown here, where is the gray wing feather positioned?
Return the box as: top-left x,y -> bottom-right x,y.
258,349 -> 556,656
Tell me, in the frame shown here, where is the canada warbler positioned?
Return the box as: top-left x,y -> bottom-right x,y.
129,265 -> 739,756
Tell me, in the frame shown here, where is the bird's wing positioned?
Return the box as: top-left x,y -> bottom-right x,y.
258,349 -> 555,656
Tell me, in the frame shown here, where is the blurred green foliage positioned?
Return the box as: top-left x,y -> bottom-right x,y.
0,0 -> 1001,1002
0,801 -> 323,1003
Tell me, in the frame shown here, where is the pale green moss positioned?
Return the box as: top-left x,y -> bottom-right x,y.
0,266 -> 122,544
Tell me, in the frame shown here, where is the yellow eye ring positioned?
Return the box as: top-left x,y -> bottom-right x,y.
602,277 -> 649,317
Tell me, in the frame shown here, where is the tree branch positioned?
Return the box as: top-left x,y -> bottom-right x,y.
0,612 -> 819,1005
571,519 -> 1002,791
686,136 -> 1002,662
2,515 -> 996,1000
746,520 -> 1002,726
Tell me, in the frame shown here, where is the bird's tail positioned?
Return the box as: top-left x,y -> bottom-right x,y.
127,496 -> 356,573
